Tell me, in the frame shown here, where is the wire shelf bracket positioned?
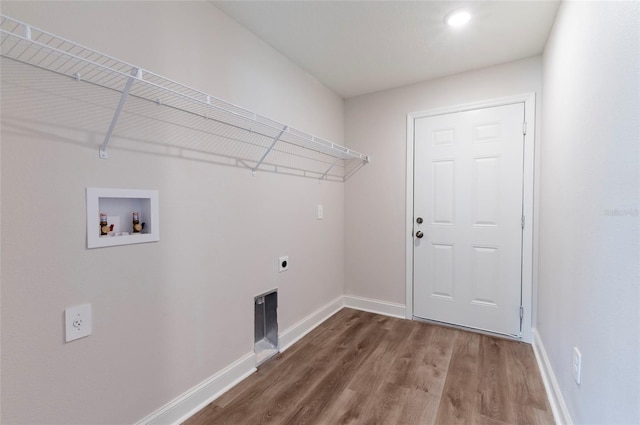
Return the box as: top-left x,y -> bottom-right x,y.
99,67 -> 140,159
320,158 -> 340,180
252,125 -> 288,175
0,14 -> 370,181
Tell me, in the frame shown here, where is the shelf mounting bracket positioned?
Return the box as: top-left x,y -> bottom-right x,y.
99,67 -> 140,159
320,158 -> 340,180
252,125 -> 288,174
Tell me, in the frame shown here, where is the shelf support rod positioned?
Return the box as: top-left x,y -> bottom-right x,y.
252,125 -> 288,174
320,158 -> 340,180
99,67 -> 140,159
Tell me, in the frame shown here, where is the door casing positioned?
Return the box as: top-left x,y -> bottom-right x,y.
405,93 -> 536,343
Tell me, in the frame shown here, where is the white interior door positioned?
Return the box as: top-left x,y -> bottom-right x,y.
413,103 -> 525,337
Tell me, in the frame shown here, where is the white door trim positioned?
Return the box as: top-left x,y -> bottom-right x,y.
405,93 -> 536,343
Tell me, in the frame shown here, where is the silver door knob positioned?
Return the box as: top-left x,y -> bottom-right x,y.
415,231 -> 424,239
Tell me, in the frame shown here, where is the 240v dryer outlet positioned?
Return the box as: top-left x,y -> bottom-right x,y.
279,256 -> 289,272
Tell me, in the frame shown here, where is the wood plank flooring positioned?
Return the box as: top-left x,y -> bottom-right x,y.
184,309 -> 554,425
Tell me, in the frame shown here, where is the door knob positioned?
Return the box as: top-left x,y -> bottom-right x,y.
415,231 -> 424,239
416,217 -> 423,224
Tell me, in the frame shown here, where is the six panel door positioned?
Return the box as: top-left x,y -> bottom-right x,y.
413,103 -> 525,337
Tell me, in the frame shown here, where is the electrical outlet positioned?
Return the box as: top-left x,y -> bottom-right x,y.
572,347 -> 582,384
317,204 -> 323,220
279,256 -> 289,272
65,303 -> 92,342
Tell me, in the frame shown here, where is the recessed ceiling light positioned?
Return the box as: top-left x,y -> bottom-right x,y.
446,10 -> 471,27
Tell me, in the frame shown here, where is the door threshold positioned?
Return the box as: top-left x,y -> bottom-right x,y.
412,316 -> 523,343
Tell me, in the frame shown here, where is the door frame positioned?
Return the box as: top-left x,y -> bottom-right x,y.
405,93 -> 536,343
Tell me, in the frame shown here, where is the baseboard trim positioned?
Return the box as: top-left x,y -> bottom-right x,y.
136,352 -> 256,425
279,295 -> 344,352
343,295 -> 406,319
532,329 -> 573,425
136,295 -> 404,425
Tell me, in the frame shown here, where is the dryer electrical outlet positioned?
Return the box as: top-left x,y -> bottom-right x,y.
279,256 -> 289,272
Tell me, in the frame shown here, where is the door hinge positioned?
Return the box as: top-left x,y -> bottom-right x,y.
523,122 -> 527,135
520,306 -> 524,320
521,215 -> 525,229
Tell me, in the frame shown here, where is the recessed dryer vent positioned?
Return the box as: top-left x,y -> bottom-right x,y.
255,290 -> 278,366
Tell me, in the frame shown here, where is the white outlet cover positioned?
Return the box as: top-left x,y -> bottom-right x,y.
317,204 -> 323,220
65,303 -> 92,342
279,256 -> 289,272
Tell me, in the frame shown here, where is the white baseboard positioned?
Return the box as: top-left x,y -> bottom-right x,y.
343,295 -> 406,319
136,295 -> 405,425
137,352 -> 256,425
278,295 -> 344,352
532,329 -> 573,425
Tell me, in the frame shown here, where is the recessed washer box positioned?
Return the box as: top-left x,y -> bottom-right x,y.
86,187 -> 159,248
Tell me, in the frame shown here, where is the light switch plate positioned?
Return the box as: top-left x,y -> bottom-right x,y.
65,303 -> 92,342
317,204 -> 323,220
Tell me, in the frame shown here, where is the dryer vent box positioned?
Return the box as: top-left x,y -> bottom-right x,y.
255,290 -> 278,366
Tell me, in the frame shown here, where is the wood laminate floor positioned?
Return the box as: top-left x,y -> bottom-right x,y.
184,309 -> 554,425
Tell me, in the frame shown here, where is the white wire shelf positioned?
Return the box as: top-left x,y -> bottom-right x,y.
0,14 -> 369,181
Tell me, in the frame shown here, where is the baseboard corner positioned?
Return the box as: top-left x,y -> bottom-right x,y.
343,295 -> 406,319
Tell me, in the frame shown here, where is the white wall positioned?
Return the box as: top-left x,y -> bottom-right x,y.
538,2 -> 640,424
0,2 -> 345,424
344,56 -> 542,306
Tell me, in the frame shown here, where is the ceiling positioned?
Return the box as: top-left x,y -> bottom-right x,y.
212,1 -> 560,98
